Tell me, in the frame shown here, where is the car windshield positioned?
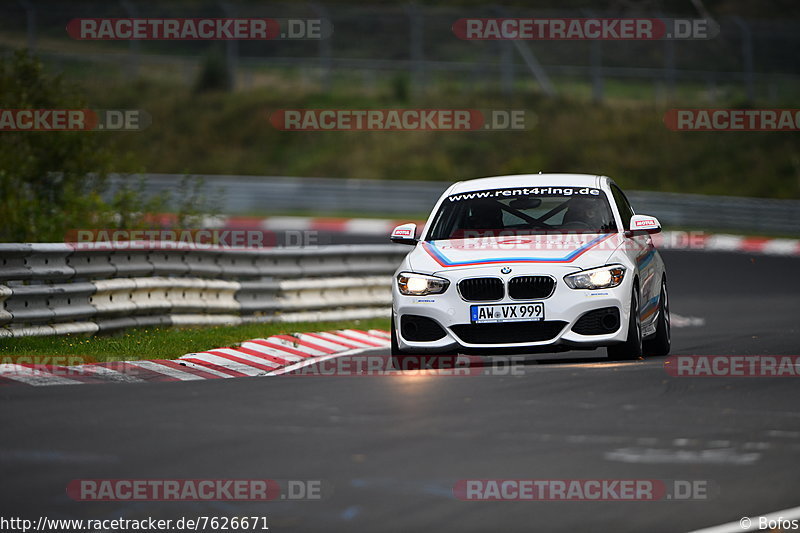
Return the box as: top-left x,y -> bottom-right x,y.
426,186 -> 618,241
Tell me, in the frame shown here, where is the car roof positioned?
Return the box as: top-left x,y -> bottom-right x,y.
448,173 -> 608,194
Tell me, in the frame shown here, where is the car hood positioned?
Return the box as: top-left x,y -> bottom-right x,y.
407,233 -> 624,274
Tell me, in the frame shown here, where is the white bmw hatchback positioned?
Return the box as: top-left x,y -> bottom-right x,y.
389,174 -> 670,360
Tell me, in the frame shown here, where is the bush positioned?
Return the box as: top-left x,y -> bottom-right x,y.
0,51 -> 165,242
194,47 -> 232,94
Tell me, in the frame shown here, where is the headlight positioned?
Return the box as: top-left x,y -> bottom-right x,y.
563,265 -> 626,289
397,272 -> 450,296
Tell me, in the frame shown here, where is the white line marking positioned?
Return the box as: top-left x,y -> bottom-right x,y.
688,504 -> 800,532
0,449 -> 118,464
672,313 -> 706,327
605,447 -> 760,465
707,440 -> 732,447
766,430 -> 800,438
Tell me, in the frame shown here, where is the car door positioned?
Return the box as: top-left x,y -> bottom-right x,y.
610,185 -> 659,326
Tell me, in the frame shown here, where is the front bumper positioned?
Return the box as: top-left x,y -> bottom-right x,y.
392,266 -> 633,353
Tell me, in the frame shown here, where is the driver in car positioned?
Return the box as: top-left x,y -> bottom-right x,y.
467,201 -> 505,236
562,197 -> 615,232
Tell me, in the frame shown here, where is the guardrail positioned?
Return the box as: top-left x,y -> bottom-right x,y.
0,243 -> 406,338
115,174 -> 800,236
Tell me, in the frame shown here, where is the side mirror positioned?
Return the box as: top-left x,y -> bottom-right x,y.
627,215 -> 662,236
390,223 -> 418,245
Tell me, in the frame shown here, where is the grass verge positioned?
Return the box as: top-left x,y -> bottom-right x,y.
0,318 -> 390,363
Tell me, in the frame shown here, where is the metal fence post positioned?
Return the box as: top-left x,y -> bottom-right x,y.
17,0 -> 36,51
407,5 -> 425,98
220,2 -> 238,91
119,0 -> 140,79
590,40 -> 604,103
581,9 -> 603,103
662,16 -> 676,102
496,6 -> 555,97
311,3 -> 332,92
732,16 -> 755,103
501,41 -> 515,96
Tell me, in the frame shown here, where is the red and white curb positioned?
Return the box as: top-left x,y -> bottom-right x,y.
215,216 -> 800,256
218,215 -> 422,236
691,233 -> 800,256
0,329 -> 390,387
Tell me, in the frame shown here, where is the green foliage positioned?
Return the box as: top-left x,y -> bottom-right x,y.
0,51 -> 165,241
194,47 -> 232,94
0,52 -> 223,241
0,51 -> 108,241
391,73 -> 409,103
82,79 -> 800,201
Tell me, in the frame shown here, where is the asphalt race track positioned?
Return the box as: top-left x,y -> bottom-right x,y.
1,249 -> 799,532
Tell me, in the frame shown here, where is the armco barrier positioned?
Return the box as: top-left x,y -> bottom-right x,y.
0,243 -> 406,338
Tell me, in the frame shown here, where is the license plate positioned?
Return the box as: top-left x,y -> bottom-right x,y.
470,302 -> 545,323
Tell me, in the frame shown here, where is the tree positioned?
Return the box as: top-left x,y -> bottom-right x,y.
0,51 -> 159,242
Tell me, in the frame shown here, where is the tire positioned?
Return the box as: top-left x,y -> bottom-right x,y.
606,286 -> 643,361
643,279 -> 671,356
